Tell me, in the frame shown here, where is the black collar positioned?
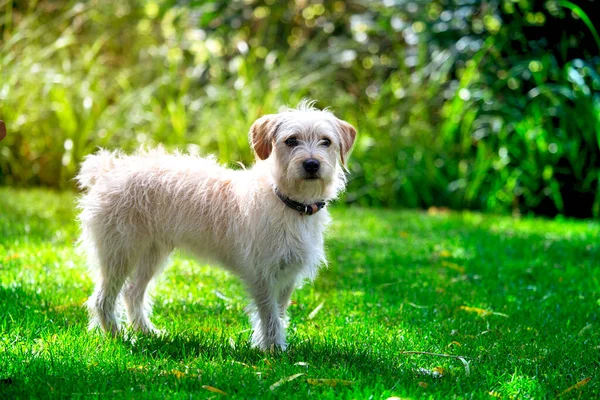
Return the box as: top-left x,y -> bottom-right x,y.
274,187 -> 326,216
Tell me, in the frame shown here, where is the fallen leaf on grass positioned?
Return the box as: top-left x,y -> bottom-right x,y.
306,378 -> 353,387
441,261 -> 466,274
202,385 -> 227,395
460,306 -> 509,318
446,341 -> 461,348
460,306 -> 490,316
403,351 -> 470,376
231,361 -> 257,370
418,381 -> 428,388
166,369 -> 185,379
377,281 -> 404,288
308,301 -> 325,320
5,253 -> 20,261
557,377 -> 591,397
428,207 -> 450,216
437,250 -> 451,258
578,324 -> 592,337
270,373 -> 304,391
406,301 -> 430,309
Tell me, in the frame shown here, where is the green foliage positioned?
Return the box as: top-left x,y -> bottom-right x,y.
2,188 -> 600,398
0,0 -> 598,217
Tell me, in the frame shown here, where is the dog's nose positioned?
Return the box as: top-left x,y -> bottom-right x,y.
303,159 -> 320,173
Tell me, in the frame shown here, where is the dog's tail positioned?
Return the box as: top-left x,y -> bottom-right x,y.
75,149 -> 118,190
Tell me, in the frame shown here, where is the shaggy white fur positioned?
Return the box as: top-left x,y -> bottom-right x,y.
76,102 -> 356,351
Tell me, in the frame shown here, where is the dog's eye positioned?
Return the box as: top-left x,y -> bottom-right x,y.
285,137 -> 298,147
321,138 -> 331,147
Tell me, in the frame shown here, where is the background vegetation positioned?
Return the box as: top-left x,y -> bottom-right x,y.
2,2 -> 599,397
1,0 -> 599,218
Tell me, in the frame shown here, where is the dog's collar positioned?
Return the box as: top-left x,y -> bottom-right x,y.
274,187 -> 326,216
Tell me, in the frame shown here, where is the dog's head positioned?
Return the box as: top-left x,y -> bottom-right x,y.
250,101 -> 356,202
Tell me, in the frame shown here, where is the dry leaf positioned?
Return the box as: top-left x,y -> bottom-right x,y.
578,324 -> 592,337
169,370 -> 185,379
428,207 -> 450,215
558,377 -> 591,397
418,381 -> 428,388
306,378 -> 353,387
5,253 -> 20,261
403,351 -> 470,376
308,301 -> 325,320
460,306 -> 490,316
406,302 -> 430,309
460,306 -> 509,318
232,361 -> 257,370
441,261 -> 466,273
202,385 -> 228,395
438,250 -> 451,258
447,341 -> 461,348
127,365 -> 147,373
270,373 -> 304,391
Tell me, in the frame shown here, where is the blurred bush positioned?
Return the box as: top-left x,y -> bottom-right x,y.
0,0 -> 598,217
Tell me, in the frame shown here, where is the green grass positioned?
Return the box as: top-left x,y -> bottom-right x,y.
1,188 -> 599,399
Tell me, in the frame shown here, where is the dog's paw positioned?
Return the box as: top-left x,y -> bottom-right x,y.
252,340 -> 288,353
251,332 -> 288,352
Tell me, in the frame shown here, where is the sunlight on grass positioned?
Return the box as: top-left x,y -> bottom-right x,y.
1,188 -> 599,398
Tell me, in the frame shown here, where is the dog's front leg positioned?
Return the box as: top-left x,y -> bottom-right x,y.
247,278 -> 287,351
278,283 -> 295,328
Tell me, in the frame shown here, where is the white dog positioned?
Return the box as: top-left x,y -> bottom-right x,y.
76,102 -> 356,351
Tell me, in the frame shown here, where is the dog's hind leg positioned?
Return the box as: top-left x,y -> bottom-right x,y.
124,242 -> 171,334
87,236 -> 139,337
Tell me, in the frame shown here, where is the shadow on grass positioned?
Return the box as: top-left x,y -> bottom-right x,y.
0,285 -> 87,334
0,284 -> 407,395
3,202 -> 599,397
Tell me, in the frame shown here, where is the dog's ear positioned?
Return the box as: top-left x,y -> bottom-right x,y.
250,114 -> 281,160
336,119 -> 356,166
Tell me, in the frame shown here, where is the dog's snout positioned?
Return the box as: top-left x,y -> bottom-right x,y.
303,159 -> 320,173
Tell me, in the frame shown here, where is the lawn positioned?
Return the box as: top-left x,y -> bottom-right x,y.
1,187 -> 598,399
